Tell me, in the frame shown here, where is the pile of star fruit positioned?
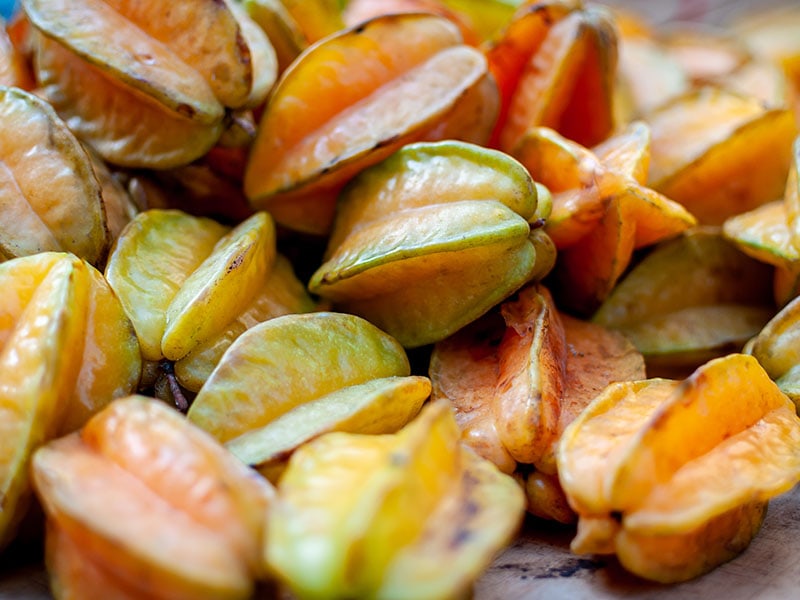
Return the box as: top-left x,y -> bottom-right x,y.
2,0 -> 800,597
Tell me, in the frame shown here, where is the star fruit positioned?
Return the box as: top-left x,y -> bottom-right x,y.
188,312 -> 427,480
309,140 -> 555,348
244,12 -> 499,234
430,283 -> 644,522
487,0 -> 618,151
105,209 -> 314,393
557,353 -> 800,583
0,85 -> 109,266
32,396 -> 273,600
0,252 -> 141,550
266,399 -> 525,600
23,0 -> 277,168
513,122 -> 696,315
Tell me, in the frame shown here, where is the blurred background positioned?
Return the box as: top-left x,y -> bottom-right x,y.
605,0 -> 792,25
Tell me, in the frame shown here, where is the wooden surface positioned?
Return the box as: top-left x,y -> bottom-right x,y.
475,484 -> 800,600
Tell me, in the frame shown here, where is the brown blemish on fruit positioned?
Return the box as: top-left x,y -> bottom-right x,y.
226,253 -> 244,273
176,104 -> 197,119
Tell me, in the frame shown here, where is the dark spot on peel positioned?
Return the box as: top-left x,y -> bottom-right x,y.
176,104 -> 197,119
227,254 -> 244,273
530,217 -> 546,230
463,499 -> 480,518
450,528 -> 472,548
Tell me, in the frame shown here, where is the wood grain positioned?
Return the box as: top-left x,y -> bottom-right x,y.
476,484 -> 800,600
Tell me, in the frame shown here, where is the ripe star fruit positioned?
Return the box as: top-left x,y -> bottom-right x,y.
31,396 -> 274,600
84,145 -> 139,244
188,312 -> 419,448
723,137 -> 800,305
22,0 -> 277,168
105,209 -> 314,392
646,86 -> 797,225
342,0 -> 481,46
276,0 -> 344,43
731,5 -> 800,98
225,375 -> 431,483
438,0 -> 522,42
0,252 -> 141,550
430,283 -> 644,522
746,293 -> 800,411
309,140 -> 555,348
0,85 -> 109,267
593,228 -> 775,377
486,0 -> 618,152
512,122 -> 696,316
613,24 -> 690,121
557,353 -> 800,583
244,12 -> 500,235
265,399 -> 525,600
238,0 -> 307,73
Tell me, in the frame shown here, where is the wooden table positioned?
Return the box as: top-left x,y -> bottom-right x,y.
476,484 -> 800,599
